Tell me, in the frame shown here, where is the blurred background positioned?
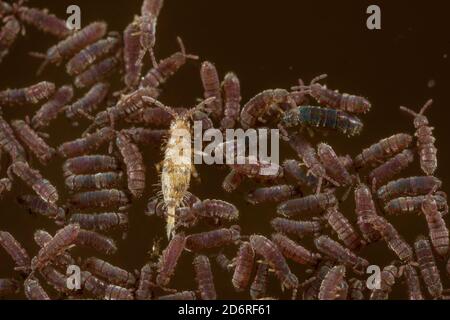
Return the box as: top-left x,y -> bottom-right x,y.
0,0 -> 449,299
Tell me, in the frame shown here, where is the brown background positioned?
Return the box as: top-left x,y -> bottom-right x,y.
1,0 -> 450,299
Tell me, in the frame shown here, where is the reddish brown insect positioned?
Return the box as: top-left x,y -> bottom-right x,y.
87,87 -> 159,132
240,89 -> 296,129
277,193 -> 337,218
302,261 -> 333,300
336,281 -> 349,301
140,37 -> 198,88
157,200 -> 228,230
24,277 -> 50,300
271,217 -> 322,239
348,278 -> 365,300
69,212 -> 128,232
135,0 -> 164,67
116,131 -> 146,198
135,263 -> 154,300
200,61 -> 223,120
31,21 -> 108,75
125,106 -> 183,126
384,193 -> 448,216
232,242 -> 255,292
83,257 -> 136,288
65,171 -> 123,192
250,262 -> 269,300
318,265 -> 346,300
74,53 -> 121,89
314,235 -> 369,273
414,236 -> 443,299
367,215 -> 413,262
81,271 -> 108,298
377,176 -> 442,202
156,233 -> 186,287
0,16 -> 21,64
75,230 -> 117,255
0,114 -> 27,162
32,224 -> 80,270
292,74 -> 371,114
246,185 -> 299,205
40,265 -> 71,294
185,226 -> 240,251
0,278 -> 20,297
33,230 -> 57,247
0,1 -> 13,19
282,159 -> 319,190
215,253 -> 233,273
191,199 -> 239,221
0,231 -> 31,273
249,234 -> 298,291
66,33 -> 121,76
400,100 -> 437,175
272,233 -> 321,266
104,284 -> 134,300
0,177 -> 12,197
354,133 -> 413,169
339,154 -> 354,171
17,194 -> 65,224
58,127 -> 115,158
370,265 -> 398,300
122,127 -> 167,146
68,189 -> 130,211
31,85 -> 74,130
231,157 -> 283,181
158,291 -> 197,300
65,82 -> 110,121
369,149 -> 414,191
146,192 -> 200,218
222,169 -> 243,193
0,81 -> 55,107
33,230 -> 75,269
8,161 -> 58,203
404,264 -> 424,300
11,119 -> 56,165
63,155 -> 119,177
220,72 -> 241,129
288,132 -> 337,193
421,194 -> 449,257
173,207 -> 201,229
323,207 -> 363,251
123,16 -> 142,89
17,6 -> 72,39
192,109 -> 214,130
193,254 -> 217,300
317,143 -> 353,187
354,182 -> 382,243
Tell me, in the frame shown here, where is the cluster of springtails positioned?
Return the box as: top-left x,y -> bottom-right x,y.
0,0 -> 448,300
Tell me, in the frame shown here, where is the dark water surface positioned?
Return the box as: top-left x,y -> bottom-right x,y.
1,0 -> 450,299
